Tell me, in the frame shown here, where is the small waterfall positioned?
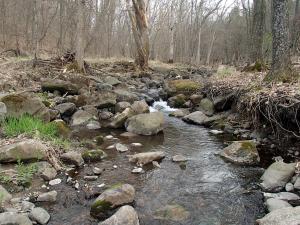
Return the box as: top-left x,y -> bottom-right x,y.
149,99 -> 177,112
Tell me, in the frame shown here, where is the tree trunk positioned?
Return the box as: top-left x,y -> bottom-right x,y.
195,24 -> 202,65
251,0 -> 266,63
75,0 -> 85,72
206,29 -> 216,65
291,0 -> 300,55
126,0 -> 149,70
265,0 -> 293,82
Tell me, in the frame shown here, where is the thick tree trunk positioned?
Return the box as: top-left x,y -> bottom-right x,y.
265,0 -> 293,82
75,0 -> 85,72
251,0 -> 266,63
126,0 -> 149,70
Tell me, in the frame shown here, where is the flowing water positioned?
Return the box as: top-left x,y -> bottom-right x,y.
43,102 -> 265,225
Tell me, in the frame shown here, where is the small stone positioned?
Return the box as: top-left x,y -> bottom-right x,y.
294,176 -> 300,189
0,185 -> 12,203
74,182 -> 80,190
29,207 -> 50,225
113,165 -> 118,169
209,130 -> 224,135
266,198 -> 292,212
263,192 -> 300,202
105,135 -> 114,140
116,143 -> 129,152
131,143 -> 143,147
132,168 -> 144,174
93,167 -> 103,175
0,212 -> 33,225
84,176 -> 98,181
152,161 -> 161,168
106,145 -> 115,150
49,178 -> 62,186
37,191 -> 57,202
172,155 -> 188,162
285,183 -> 294,192
61,151 -> 84,167
97,183 -> 105,188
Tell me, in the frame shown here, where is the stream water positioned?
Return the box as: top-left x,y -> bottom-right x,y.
42,102 -> 265,225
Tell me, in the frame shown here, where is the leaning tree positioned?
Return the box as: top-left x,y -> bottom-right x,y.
126,0 -> 150,70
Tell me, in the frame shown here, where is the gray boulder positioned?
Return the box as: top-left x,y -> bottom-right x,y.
36,161 -> 57,181
115,102 -> 131,113
110,108 -> 135,129
131,100 -> 149,114
37,191 -> 57,202
99,205 -> 139,225
198,98 -> 214,116
293,176 -> 300,189
182,111 -> 209,125
104,76 -> 121,86
0,93 -> 50,122
257,206 -> 300,225
0,212 -> 33,225
260,162 -> 296,191
0,185 -> 12,203
126,112 -> 164,136
55,103 -> 76,116
128,152 -> 166,166
169,109 -> 190,118
91,184 -> 135,218
0,140 -> 47,163
70,110 -> 96,126
90,91 -> 117,109
29,207 -> 50,225
41,79 -> 79,95
61,151 -> 84,167
266,198 -> 292,212
219,140 -> 260,166
114,89 -> 139,103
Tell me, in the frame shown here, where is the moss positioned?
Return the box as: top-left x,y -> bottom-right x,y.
91,200 -> 113,216
240,141 -> 256,152
107,183 -> 123,190
94,136 -> 104,145
82,149 -> 107,162
169,80 -> 201,94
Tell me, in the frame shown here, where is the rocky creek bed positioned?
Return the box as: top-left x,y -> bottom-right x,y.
0,58 -> 300,225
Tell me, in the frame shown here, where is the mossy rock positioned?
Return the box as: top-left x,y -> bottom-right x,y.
82,149 -> 107,162
168,80 -> 201,95
51,119 -> 70,138
94,136 -> 104,145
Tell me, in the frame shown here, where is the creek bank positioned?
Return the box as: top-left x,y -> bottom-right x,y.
0,59 -> 298,224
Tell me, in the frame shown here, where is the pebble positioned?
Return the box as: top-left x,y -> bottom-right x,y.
21,201 -> 35,212
172,155 -> 188,162
106,145 -> 115,150
209,130 -> 224,135
74,182 -> 80,190
152,161 -> 161,168
113,165 -> 118,169
84,176 -> 98,181
116,143 -> 129,152
49,178 -> 62,186
93,167 -> 103,175
132,167 -> 144,174
105,135 -> 114,140
285,183 -> 294,192
131,143 -> 143,147
97,183 -> 105,188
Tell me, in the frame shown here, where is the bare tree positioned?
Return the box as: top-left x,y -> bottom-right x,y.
75,0 -> 85,72
265,0 -> 293,82
126,0 -> 150,70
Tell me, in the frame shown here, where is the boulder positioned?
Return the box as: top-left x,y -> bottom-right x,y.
104,76 -> 121,86
92,91 -> 117,109
0,212 -> 33,225
213,93 -> 235,112
0,93 -> 50,122
182,111 -> 209,125
256,206 -> 300,225
167,94 -> 186,108
263,192 -> 300,202
266,198 -> 292,212
167,80 -> 200,95
0,102 -> 7,120
260,162 -> 296,192
98,205 -> 139,225
293,176 -> 300,189
82,150 -> 107,162
169,109 -> 190,118
128,151 -> 166,166
55,103 -> 76,116
29,207 -> 50,225
131,100 -> 149,114
115,102 -> 131,113
37,191 -> 57,202
61,151 -> 84,167
219,140 -> 260,166
114,89 -> 139,103
0,185 -> 12,203
116,143 -> 129,153
41,79 -> 79,95
154,204 -> 190,222
125,112 -> 164,136
91,184 -> 135,218
190,94 -> 203,105
172,155 -> 188,162
71,110 -> 96,126
36,161 -> 57,181
110,108 -> 135,129
0,140 -> 47,163
198,98 -> 214,116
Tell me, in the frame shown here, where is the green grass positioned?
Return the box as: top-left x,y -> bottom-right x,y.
1,114 -> 70,148
15,159 -> 38,187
